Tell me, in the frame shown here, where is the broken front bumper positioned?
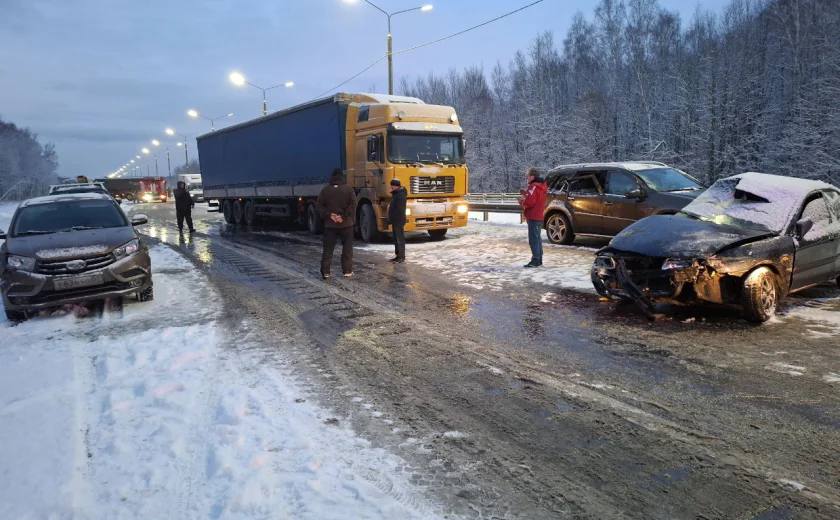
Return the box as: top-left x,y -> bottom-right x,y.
1,251 -> 152,311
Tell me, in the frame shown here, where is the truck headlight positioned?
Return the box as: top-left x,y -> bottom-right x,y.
7,255 -> 36,272
114,239 -> 140,259
456,204 -> 469,215
142,193 -> 153,202
662,258 -> 693,271
405,208 -> 411,217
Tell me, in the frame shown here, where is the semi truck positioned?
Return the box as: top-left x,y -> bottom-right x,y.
97,177 -> 167,203
177,173 -> 204,202
196,92 -> 469,241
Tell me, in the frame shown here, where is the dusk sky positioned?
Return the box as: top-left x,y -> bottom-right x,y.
0,0 -> 730,179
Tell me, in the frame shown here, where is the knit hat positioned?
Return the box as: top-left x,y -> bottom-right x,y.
390,179 -> 401,186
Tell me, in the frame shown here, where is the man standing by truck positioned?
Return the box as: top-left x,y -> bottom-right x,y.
174,181 -> 195,233
388,179 -> 407,263
317,169 -> 357,278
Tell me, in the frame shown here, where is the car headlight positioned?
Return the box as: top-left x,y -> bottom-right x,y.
114,239 -> 140,259
662,258 -> 694,271
7,255 -> 36,272
456,204 -> 469,215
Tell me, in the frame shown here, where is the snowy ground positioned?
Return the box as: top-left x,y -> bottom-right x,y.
360,214 -> 598,292
0,244 -> 448,519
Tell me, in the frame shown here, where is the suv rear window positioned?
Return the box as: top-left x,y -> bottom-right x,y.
13,200 -> 127,237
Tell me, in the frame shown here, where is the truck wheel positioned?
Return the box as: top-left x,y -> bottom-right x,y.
307,204 -> 323,235
546,213 -> 574,245
222,200 -> 234,224
232,200 -> 244,225
243,200 -> 257,226
5,309 -> 27,322
359,204 -> 380,243
136,285 -> 154,302
428,229 -> 447,241
742,267 -> 778,323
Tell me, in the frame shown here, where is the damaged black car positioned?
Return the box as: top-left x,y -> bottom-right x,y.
591,172 -> 840,322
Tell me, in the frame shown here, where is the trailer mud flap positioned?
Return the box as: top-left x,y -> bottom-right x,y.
615,259 -> 656,318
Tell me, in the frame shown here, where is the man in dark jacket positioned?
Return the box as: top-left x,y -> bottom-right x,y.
387,179 -> 407,263
173,181 -> 195,233
519,167 -> 547,267
316,169 -> 357,278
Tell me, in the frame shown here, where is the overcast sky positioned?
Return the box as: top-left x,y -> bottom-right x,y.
0,0 -> 731,178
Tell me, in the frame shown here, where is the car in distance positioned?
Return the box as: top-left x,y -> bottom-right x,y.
591,172 -> 840,322
543,162 -> 705,245
0,193 -> 153,321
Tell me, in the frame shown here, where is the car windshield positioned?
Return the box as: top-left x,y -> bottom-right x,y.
13,200 -> 127,237
635,168 -> 703,192
680,178 -> 792,233
388,133 -> 464,164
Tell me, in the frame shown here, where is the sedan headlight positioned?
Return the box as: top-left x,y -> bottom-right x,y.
114,239 -> 140,259
662,258 -> 694,271
456,204 -> 469,215
7,255 -> 36,272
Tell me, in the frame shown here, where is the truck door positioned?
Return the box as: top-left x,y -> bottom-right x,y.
357,134 -> 384,189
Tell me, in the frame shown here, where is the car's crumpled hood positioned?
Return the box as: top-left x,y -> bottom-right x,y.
7,227 -> 136,259
606,214 -> 774,258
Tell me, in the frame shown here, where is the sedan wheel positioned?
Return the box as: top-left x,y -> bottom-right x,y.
742,267 -> 778,323
546,213 -> 574,245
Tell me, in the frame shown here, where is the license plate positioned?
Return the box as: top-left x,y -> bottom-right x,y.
54,273 -> 104,291
413,203 -> 447,215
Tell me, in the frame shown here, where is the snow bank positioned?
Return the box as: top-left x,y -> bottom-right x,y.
0,245 -> 446,519
360,220 -> 597,292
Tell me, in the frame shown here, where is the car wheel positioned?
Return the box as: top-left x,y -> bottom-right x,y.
307,204 -> 323,235
5,309 -> 28,322
428,229 -> 447,241
137,285 -> 154,302
232,200 -> 244,225
546,213 -> 574,245
222,200 -> 234,224
243,199 -> 257,226
359,204 -> 380,243
742,267 -> 778,323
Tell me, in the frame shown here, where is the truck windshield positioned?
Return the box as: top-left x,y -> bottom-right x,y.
13,200 -> 128,236
389,133 -> 464,165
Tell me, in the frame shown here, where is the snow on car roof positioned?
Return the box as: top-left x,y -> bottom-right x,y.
730,172 -> 833,201
21,192 -> 113,207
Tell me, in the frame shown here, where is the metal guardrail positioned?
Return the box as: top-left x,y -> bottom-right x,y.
464,193 -> 523,221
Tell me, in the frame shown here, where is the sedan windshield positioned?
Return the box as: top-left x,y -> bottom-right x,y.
680,178 -> 790,233
389,133 -> 464,164
635,168 -> 703,192
13,200 -> 127,237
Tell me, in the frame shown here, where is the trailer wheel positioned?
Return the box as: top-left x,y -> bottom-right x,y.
306,204 -> 323,235
243,199 -> 257,226
222,200 -> 234,224
232,200 -> 244,225
359,203 -> 380,243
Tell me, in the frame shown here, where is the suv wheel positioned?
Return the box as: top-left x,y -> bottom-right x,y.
546,213 -> 574,245
5,309 -> 28,323
137,285 -> 154,302
742,267 -> 778,323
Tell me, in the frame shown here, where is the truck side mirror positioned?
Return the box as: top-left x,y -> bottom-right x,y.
625,188 -> 646,200
795,218 -> 813,238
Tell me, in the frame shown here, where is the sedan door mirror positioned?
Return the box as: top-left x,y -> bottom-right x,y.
795,218 -> 813,238
625,188 -> 646,200
131,214 -> 148,226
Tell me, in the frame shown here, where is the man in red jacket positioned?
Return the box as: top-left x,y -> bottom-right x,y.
519,167 -> 548,267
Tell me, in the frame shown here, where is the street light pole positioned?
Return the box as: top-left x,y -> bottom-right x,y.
187,109 -> 234,131
352,1 -> 433,95
229,72 -> 294,116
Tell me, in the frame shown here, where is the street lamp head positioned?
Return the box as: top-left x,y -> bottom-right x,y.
130,159 -> 135,163
142,147 -> 150,154
284,81 -> 295,88
176,142 -> 184,147
421,4 -> 433,12
229,71 -> 246,87
151,139 -> 160,146
165,128 -> 175,136
226,112 -> 234,118
135,155 -> 141,159
187,109 -> 199,118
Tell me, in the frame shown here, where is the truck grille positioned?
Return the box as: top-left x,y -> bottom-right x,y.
410,176 -> 455,194
37,253 -> 115,275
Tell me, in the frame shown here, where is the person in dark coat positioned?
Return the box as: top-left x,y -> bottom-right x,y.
173,181 -> 195,233
387,179 -> 407,263
316,169 -> 357,279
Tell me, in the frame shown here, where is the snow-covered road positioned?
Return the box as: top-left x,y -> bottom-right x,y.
0,243 -> 447,519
